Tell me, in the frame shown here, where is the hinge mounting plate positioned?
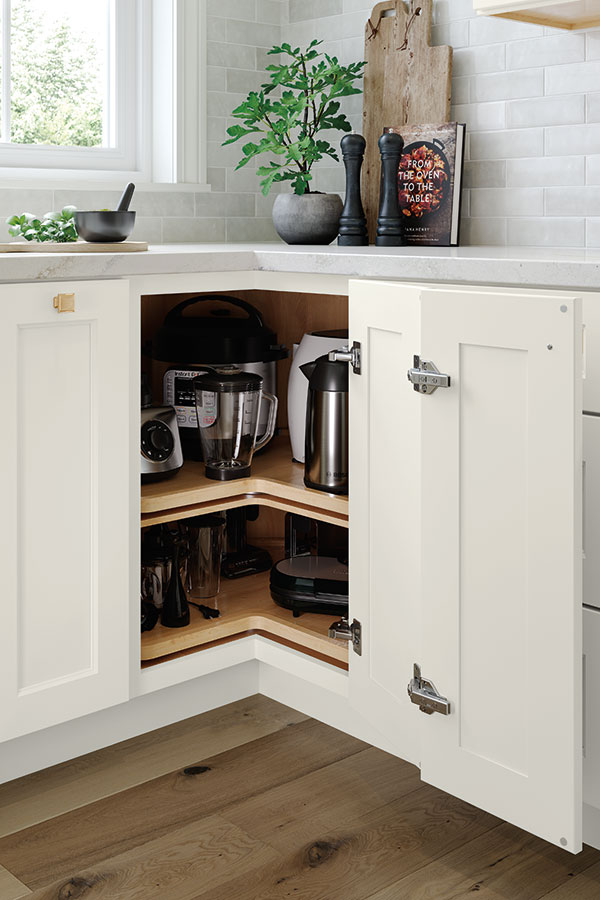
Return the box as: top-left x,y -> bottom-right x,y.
407,356 -> 451,394
328,617 -> 362,655
329,341 -> 361,375
407,663 -> 451,715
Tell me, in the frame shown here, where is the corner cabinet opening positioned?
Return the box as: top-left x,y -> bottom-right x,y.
139,288 -> 349,672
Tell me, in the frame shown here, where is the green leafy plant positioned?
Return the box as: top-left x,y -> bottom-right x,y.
6,206 -> 78,242
223,40 -> 365,196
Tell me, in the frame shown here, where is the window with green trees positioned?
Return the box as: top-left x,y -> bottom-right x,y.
2,0 -> 108,148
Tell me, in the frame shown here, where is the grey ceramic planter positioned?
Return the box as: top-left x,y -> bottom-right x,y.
272,192 -> 343,245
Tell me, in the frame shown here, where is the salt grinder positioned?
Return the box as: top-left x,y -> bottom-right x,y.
376,132 -> 405,247
338,133 -> 368,246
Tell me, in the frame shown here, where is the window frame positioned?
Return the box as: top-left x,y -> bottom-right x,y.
0,0 -> 208,188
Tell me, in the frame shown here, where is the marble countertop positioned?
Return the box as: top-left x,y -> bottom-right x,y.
1,242 -> 600,291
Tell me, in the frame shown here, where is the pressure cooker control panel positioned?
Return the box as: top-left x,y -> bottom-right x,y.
141,419 -> 175,462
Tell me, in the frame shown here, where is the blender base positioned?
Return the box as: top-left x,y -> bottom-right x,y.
205,465 -> 252,481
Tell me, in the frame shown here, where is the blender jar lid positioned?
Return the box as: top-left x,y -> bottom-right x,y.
193,370 -> 263,393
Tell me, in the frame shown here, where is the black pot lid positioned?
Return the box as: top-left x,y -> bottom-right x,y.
153,294 -> 288,364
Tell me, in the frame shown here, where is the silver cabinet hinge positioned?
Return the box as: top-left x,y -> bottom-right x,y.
328,617 -> 362,655
407,356 -> 451,394
329,341 -> 361,375
407,663 -> 451,716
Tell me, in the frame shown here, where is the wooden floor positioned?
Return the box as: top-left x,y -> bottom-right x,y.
1,696 -> 600,899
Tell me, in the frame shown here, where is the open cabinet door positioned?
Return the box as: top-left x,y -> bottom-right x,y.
349,279 -> 583,852
348,280 -> 423,765
418,285 -> 582,852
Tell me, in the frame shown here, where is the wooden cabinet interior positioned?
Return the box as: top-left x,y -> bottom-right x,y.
141,289 -> 348,431
140,290 -> 349,669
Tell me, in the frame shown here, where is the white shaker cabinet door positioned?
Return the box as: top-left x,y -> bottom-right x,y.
0,280 -> 131,743
349,280 -> 583,852
348,280 -> 422,767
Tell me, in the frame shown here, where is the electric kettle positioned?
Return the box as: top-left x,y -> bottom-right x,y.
300,354 -> 348,495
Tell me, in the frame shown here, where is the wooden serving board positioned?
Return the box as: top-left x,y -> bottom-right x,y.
0,240 -> 148,252
362,0 -> 452,242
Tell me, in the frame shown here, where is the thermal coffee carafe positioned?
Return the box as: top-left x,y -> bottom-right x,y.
193,370 -> 277,481
300,353 -> 348,495
287,329 -> 348,463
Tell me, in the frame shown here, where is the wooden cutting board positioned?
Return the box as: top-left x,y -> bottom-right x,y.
362,0 -> 452,242
0,240 -> 148,252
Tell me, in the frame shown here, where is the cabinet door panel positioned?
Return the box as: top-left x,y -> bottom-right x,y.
420,286 -> 582,852
348,280 -> 421,764
0,280 -> 131,742
349,280 -> 582,852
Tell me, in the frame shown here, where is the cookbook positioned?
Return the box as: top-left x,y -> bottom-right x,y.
384,122 -> 466,247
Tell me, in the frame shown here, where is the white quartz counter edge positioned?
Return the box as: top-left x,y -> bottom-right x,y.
1,243 -> 600,291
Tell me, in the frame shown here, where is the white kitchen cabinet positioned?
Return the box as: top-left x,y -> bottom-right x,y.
0,269 -> 595,857
0,280 -> 131,742
473,0 -> 600,29
350,280 -> 583,851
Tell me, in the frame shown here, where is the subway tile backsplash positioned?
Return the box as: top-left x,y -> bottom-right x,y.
284,1 -> 600,248
3,0 -> 599,248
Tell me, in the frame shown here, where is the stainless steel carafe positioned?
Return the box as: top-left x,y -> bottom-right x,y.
300,354 -> 348,495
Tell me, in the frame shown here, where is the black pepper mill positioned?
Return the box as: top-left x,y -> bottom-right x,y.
338,133 -> 368,246
376,132 -> 405,247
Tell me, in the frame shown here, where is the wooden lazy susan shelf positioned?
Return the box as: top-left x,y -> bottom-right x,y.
141,435 -> 349,528
141,571 -> 349,670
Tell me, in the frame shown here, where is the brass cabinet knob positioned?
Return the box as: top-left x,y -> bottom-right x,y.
53,292 -> 75,313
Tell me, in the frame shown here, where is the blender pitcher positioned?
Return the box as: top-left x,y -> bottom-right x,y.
193,370 -> 277,480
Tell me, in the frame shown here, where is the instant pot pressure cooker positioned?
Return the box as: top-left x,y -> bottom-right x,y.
153,295 -> 288,458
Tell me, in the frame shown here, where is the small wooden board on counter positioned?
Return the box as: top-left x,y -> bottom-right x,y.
362,0 -> 452,241
0,240 -> 148,252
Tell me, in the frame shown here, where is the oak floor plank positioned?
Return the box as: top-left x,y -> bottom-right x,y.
0,695 -> 306,838
206,784 -> 500,899
26,815 -> 281,900
539,859 -> 600,899
225,745 -> 423,855
363,821 -> 599,900
0,719 -> 366,891
0,865 -> 31,900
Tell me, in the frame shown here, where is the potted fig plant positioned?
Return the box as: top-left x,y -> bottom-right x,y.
223,40 -> 365,245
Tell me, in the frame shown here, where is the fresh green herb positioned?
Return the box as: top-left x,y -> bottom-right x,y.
223,40 -> 365,196
6,205 -> 78,242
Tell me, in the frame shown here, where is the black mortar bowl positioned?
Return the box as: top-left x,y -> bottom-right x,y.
75,210 -> 136,243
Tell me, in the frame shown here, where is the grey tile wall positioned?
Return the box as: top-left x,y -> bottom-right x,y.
283,0 -> 600,248
5,2 -> 600,249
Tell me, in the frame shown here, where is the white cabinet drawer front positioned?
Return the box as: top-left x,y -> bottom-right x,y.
584,606 -> 600,811
584,414 -> 600,610
0,280 -> 131,742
